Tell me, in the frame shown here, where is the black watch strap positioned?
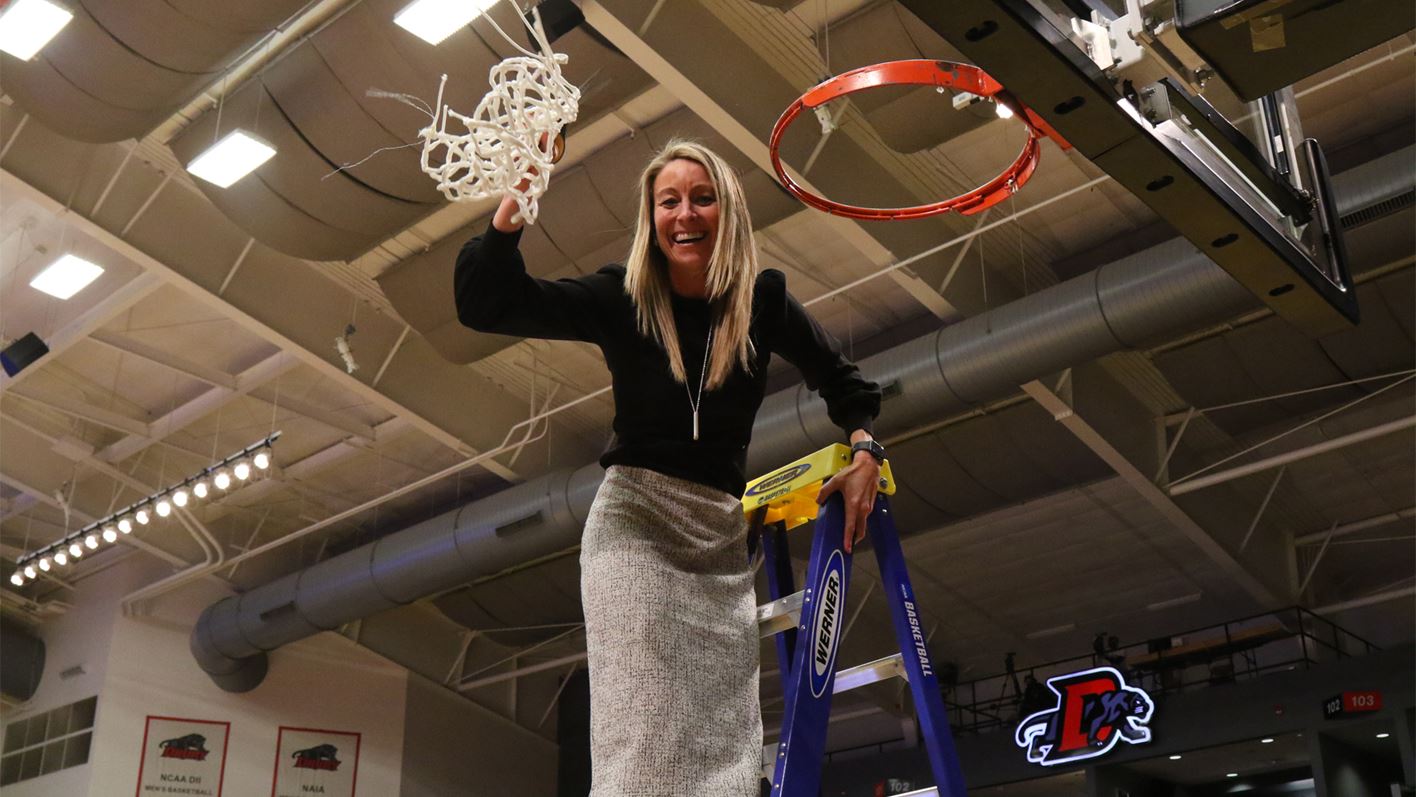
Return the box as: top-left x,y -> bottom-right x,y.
851,439 -> 885,463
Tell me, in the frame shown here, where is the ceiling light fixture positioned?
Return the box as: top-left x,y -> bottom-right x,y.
394,0 -> 498,45
29,253 -> 103,300
1168,755 -> 1182,760
1260,738 -> 1274,744
9,432 -> 280,586
0,0 -> 73,60
1376,732 -> 1390,739
186,129 -> 276,188
1226,773 -> 1238,778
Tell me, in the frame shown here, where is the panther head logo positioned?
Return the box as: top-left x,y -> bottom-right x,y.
1014,667 -> 1155,766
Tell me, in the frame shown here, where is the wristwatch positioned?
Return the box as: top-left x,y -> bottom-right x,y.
850,439 -> 885,464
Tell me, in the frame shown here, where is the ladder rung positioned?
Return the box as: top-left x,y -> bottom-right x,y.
757,590 -> 805,638
833,653 -> 907,694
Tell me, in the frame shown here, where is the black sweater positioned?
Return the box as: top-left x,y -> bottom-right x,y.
454,222 -> 881,497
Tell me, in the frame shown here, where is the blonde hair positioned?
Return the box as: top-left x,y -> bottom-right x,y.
623,140 -> 758,390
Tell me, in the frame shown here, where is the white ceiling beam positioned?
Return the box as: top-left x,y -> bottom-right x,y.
88,329 -> 239,390
0,169 -> 523,484
0,472 -> 93,523
0,495 -> 37,523
0,271 -> 163,394
93,352 -> 296,465
246,387 -> 376,442
1022,378 -> 1284,607
6,390 -> 151,438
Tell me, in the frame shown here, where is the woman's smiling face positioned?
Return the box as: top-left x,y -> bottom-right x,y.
652,158 -> 720,278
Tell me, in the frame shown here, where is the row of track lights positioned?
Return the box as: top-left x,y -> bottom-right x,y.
9,433 -> 281,587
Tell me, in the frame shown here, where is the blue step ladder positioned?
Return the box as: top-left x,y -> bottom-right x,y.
743,445 -> 968,797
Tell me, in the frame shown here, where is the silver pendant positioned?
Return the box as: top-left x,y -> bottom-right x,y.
693,410 -> 700,441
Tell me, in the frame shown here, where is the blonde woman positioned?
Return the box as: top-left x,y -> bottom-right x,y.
456,140 -> 883,796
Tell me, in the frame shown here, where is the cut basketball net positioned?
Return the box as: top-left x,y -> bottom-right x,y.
418,5 -> 579,224
769,60 -> 1071,220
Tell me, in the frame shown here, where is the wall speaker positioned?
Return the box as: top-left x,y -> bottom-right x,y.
1,332 -> 49,377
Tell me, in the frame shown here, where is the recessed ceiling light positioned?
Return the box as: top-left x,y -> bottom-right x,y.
30,253 -> 103,299
1376,732 -> 1390,739
0,0 -> 73,61
394,0 -> 498,45
1260,737 -> 1274,744
1168,754 -> 1182,760
1226,773 -> 1238,778
186,129 -> 276,188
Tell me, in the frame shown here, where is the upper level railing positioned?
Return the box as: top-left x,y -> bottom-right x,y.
942,607 -> 1377,736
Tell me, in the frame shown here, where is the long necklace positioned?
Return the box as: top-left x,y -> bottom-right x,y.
686,324 -> 714,441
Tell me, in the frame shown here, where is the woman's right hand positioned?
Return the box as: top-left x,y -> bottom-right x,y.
492,131 -> 558,233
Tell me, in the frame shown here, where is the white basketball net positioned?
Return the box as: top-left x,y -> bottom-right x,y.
418,6 -> 580,225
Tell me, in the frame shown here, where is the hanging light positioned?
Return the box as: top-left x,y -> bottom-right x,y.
9,572 -> 23,586
186,130 -> 277,189
23,565 -> 36,579
10,432 -> 282,582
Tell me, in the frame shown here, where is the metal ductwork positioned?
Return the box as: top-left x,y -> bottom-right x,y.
0,0 -> 310,143
159,2 -> 653,261
191,148 -> 1414,691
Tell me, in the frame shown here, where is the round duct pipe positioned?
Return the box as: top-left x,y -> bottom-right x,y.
0,0 -> 310,143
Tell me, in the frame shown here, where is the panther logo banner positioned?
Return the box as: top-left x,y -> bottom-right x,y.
1014,666 -> 1154,766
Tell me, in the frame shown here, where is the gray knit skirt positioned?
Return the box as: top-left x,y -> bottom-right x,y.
580,465 -> 761,797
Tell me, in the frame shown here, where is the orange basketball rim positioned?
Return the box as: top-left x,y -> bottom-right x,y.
769,59 -> 1071,221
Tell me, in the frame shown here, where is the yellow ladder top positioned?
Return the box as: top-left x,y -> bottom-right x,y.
741,443 -> 896,529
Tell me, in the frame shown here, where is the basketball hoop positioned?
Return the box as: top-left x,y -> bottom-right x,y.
768,60 -> 1070,220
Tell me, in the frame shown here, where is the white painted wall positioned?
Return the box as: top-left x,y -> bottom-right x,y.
0,552 -> 154,797
7,551 -> 563,797
86,575 -> 408,797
